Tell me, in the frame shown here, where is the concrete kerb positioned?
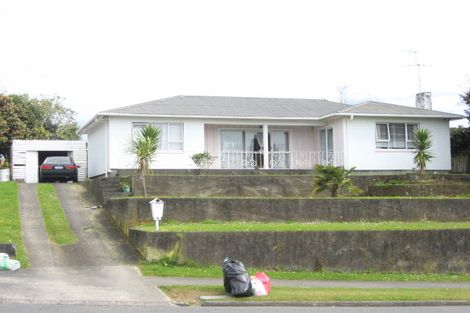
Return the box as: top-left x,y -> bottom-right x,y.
201,300 -> 470,307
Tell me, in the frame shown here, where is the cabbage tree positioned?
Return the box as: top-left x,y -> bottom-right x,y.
413,128 -> 434,177
128,124 -> 160,197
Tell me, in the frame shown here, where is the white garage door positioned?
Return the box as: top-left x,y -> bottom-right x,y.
25,151 -> 39,183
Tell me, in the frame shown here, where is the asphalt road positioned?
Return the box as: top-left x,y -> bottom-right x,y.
1,304 -> 470,313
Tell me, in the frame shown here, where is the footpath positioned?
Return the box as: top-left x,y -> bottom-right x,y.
149,276 -> 470,307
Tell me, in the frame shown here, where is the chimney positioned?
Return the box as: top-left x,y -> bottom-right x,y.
416,92 -> 432,110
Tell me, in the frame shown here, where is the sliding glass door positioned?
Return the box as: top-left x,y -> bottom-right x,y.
220,129 -> 289,169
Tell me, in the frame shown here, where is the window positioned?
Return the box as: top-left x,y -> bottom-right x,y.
375,122 -> 418,150
319,127 -> 334,164
132,122 -> 184,151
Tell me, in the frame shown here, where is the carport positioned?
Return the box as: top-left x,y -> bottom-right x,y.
11,140 -> 87,183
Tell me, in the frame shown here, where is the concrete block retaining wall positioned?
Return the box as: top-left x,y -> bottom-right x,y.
129,229 -> 470,273
369,184 -> 470,197
106,197 -> 470,235
128,173 -> 470,197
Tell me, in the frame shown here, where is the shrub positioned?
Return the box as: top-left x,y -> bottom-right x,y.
313,165 -> 361,197
191,152 -> 215,169
0,160 -> 9,169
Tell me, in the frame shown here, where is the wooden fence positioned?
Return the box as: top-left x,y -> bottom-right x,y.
452,154 -> 470,173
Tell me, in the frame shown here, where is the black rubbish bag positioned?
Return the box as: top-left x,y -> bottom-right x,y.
222,257 -> 253,297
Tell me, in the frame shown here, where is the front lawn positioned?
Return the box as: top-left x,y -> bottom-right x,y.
161,285 -> 470,305
0,182 -> 29,266
140,261 -> 470,282
36,184 -> 77,245
134,220 -> 470,233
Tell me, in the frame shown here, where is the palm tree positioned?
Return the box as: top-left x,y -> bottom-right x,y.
413,128 -> 434,177
128,124 -> 161,197
313,165 -> 361,197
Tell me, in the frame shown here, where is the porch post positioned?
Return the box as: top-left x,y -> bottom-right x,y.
263,124 -> 269,169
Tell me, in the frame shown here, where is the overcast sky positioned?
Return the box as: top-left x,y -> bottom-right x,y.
1,0 -> 469,127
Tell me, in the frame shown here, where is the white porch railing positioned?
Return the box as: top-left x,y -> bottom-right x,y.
218,151 -> 343,169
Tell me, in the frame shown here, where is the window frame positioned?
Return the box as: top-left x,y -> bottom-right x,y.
375,122 -> 419,150
132,122 -> 184,152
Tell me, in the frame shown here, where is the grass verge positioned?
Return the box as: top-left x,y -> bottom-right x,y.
134,220 -> 470,233
37,184 -> 77,245
0,182 -> 29,267
160,285 -> 470,305
139,261 -> 470,282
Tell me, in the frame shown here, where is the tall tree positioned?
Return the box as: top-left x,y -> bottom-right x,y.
0,95 -> 35,151
462,88 -> 470,124
0,93 -> 80,155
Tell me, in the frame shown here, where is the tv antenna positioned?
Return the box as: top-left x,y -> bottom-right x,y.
403,50 -> 431,93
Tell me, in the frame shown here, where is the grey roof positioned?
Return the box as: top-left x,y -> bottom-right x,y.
337,101 -> 463,118
101,95 -> 350,118
79,95 -> 464,134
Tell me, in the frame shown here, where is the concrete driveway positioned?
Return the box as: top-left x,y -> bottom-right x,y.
0,183 -> 169,306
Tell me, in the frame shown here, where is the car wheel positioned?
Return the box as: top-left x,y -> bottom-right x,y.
72,176 -> 78,183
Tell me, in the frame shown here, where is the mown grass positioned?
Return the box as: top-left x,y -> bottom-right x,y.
139,261 -> 470,282
0,182 -> 29,267
161,285 -> 470,304
122,195 -> 470,199
36,184 -> 77,245
134,220 -> 470,233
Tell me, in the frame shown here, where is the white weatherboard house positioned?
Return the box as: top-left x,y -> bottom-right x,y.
79,94 -> 462,178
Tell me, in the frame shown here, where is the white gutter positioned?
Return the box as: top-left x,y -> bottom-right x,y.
79,110 -> 464,135
322,112 -> 464,120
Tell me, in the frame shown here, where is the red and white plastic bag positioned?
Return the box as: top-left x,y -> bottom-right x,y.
251,272 -> 271,296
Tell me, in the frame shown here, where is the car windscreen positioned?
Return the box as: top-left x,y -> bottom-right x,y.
44,157 -> 72,164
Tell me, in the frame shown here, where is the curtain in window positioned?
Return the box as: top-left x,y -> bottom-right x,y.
376,124 -> 388,140
320,129 -> 326,152
155,123 -> 168,150
389,123 -> 406,149
168,123 -> 183,150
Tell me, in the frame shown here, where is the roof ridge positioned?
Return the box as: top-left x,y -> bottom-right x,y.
335,101 -> 369,113
174,95 -> 344,103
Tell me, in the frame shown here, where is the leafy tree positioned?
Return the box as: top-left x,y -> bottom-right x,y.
451,127 -> 470,154
313,165 -> 361,197
413,128 -> 434,177
462,88 -> 470,123
0,95 -> 35,152
128,124 -> 161,197
0,93 -> 79,156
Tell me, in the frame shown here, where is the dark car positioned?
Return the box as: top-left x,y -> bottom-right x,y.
39,156 -> 79,182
